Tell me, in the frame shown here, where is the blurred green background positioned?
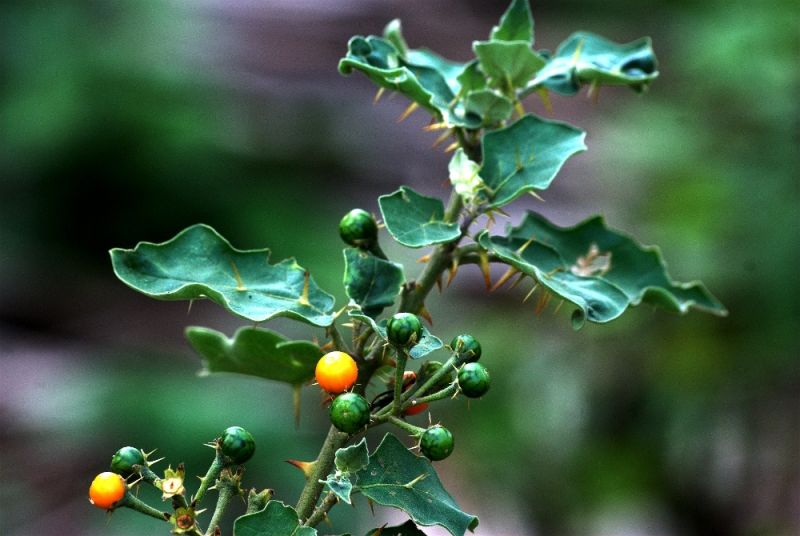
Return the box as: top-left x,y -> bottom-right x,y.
1,1 -> 798,535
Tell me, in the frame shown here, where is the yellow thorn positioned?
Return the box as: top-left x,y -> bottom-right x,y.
535,291 -> 552,316
230,261 -> 246,291
515,238 -> 535,256
444,141 -> 460,153
423,121 -> 448,132
298,271 -> 311,306
431,129 -> 452,148
523,283 -> 539,303
285,459 -> 317,479
514,100 -> 526,118
479,250 -> 492,290
490,266 -> 519,293
416,254 -> 431,263
553,299 -> 565,314
435,276 -> 442,293
528,190 -> 545,202
373,87 -> 385,103
509,271 -> 527,290
186,300 -> 194,315
320,341 -> 335,352
397,101 -> 419,122
537,87 -> 553,114
419,306 -> 433,326
446,259 -> 459,287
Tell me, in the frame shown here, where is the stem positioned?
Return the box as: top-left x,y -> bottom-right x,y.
304,491 -> 338,528
119,492 -> 170,522
193,450 -> 224,506
402,354 -> 458,403
204,484 -> 235,536
294,426 -> 348,522
392,347 -> 408,416
387,416 -> 425,436
327,323 -> 349,354
246,489 -> 274,514
406,383 -> 458,407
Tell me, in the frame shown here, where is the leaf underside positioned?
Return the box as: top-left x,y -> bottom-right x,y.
479,211 -> 727,327
110,224 -> 335,326
185,326 -> 321,385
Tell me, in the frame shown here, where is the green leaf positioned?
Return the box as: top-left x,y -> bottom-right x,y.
348,312 -> 443,360
185,326 -> 321,385
383,19 -> 408,57
343,248 -> 405,317
234,501 -> 316,536
110,224 -> 335,326
456,61 -> 487,94
473,41 -> 545,91
478,212 -> 727,327
322,473 -> 355,504
339,36 -> 477,128
364,521 -> 429,536
463,89 -> 513,126
335,438 -> 370,473
379,187 -> 460,248
479,115 -> 586,208
490,0 -> 534,44
524,31 -> 658,96
355,434 -> 478,536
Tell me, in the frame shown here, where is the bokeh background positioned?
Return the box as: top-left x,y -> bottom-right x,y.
2,1 -> 798,535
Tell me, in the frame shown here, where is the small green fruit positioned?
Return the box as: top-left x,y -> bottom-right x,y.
450,334 -> 481,363
387,313 -> 423,347
110,446 -> 145,476
420,425 -> 454,461
330,392 -> 371,434
457,362 -> 490,398
220,426 -> 256,464
339,209 -> 378,248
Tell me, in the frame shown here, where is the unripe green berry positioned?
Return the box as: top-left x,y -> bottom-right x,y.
329,392 -> 371,434
450,334 -> 481,363
420,425 -> 454,461
387,313 -> 423,347
457,362 -> 490,398
110,446 -> 145,476
339,209 -> 378,248
220,426 -> 256,464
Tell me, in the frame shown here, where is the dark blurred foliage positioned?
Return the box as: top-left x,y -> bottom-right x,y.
1,1 -> 798,535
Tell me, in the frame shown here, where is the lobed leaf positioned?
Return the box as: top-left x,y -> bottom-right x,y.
463,90 -> 513,126
355,434 -> 478,536
322,473 -> 355,504
364,521 -> 429,536
234,501 -> 316,536
379,187 -> 461,248
473,41 -> 545,91
343,249 -> 405,317
478,212 -> 727,327
110,224 -> 335,326
185,326 -> 321,385
479,115 -> 586,208
335,438 -> 370,473
490,0 -> 534,44
524,31 -> 658,96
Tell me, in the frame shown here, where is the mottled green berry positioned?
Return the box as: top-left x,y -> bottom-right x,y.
457,362 -> 490,398
220,426 -> 256,464
339,208 -> 378,248
387,313 -> 423,347
110,446 -> 145,476
450,334 -> 481,363
420,425 -> 454,461
330,392 -> 371,434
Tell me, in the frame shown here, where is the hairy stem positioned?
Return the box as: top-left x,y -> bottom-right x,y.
119,492 -> 170,522
392,348 -> 408,415
304,491 -> 339,528
294,426 -> 348,522
402,354 -> 458,403
193,450 -> 224,506
204,483 -> 235,536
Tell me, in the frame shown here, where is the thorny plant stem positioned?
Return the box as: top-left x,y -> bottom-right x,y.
295,426 -> 348,522
119,492 -> 170,522
402,355 -> 459,403
193,451 -> 224,506
304,491 -> 339,528
204,483 -> 235,536
392,348 -> 409,416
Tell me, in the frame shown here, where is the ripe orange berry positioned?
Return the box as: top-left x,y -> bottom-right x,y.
89,471 -> 127,509
315,351 -> 358,393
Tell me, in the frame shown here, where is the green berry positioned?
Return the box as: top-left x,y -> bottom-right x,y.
110,446 -> 145,476
450,334 -> 481,363
387,313 -> 423,347
329,392 -> 370,434
339,208 -> 378,248
457,362 -> 490,398
420,425 -> 454,461
220,426 -> 256,464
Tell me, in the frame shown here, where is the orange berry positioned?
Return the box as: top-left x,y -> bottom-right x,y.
315,351 -> 358,393
89,472 -> 126,509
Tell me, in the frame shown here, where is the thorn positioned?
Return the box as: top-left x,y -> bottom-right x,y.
494,207 -> 511,218
528,190 -> 545,202
416,254 -> 431,263
535,291 -> 552,316
370,523 -> 387,535
444,141 -> 460,153
553,299 -> 565,314
419,306 -> 433,326
514,100 -> 526,118
403,473 -> 428,488
423,121 -> 448,132
368,498 -> 376,517
397,101 -> 419,122
490,267 -> 519,293
446,259 -> 459,287
320,341 -> 335,352
515,238 -> 535,257
537,87 -> 553,114
286,460 -> 317,479
509,271 -> 527,290
341,322 -> 355,328
479,250 -> 492,290
373,87 -> 385,103
523,283 -> 539,303
186,300 -> 193,315
588,79 -> 600,104
435,275 -> 442,293
148,457 -> 165,466
431,129 -> 451,148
